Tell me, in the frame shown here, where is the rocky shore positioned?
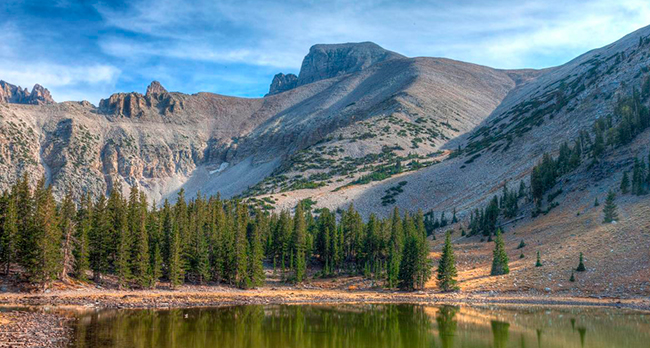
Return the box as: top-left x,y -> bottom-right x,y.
0,310 -> 71,348
1,286 -> 649,347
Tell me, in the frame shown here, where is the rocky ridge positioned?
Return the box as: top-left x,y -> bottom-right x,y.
0,41 -> 527,202
0,80 -> 55,105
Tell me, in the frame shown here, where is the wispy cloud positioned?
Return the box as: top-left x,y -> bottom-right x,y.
1,0 -> 650,103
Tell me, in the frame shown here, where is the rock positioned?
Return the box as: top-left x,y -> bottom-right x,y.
296,42 -> 405,86
0,80 -> 55,104
267,73 -> 298,95
0,80 -> 30,103
145,80 -> 168,96
27,84 -> 55,104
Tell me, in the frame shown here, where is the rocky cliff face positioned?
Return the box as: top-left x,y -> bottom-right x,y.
267,42 -> 405,95
0,81 -> 55,105
267,73 -> 298,95
297,42 -> 405,86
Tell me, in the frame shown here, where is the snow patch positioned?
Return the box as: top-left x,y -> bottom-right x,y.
209,162 -> 229,175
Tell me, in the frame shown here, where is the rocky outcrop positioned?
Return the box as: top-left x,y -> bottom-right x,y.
0,81 -> 55,105
145,80 -> 167,96
267,42 -> 405,95
26,84 -> 55,104
99,82 -> 177,118
296,42 -> 405,86
266,73 -> 298,95
99,92 -> 148,118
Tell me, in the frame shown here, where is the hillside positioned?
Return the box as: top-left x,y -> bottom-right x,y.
0,42 -> 528,202
268,25 -> 650,219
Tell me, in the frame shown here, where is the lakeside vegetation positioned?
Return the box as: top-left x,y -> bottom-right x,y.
0,177 -> 437,291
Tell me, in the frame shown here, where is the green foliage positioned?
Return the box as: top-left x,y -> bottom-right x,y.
292,203 -> 307,283
602,191 -> 618,223
437,232 -> 458,292
517,239 -> 526,249
576,252 -> 586,272
490,230 -> 509,276
0,179 -> 440,293
535,251 -> 542,267
620,171 -> 630,194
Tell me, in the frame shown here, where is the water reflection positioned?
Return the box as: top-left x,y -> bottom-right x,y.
71,304 -> 650,348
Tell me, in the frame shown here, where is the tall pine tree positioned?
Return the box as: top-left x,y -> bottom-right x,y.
437,232 -> 458,292
490,229 -> 509,276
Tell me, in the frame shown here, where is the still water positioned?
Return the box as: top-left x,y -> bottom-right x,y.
71,304 -> 650,348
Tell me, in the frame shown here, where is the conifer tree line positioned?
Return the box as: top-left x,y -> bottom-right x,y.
0,175 -> 432,290
466,179 -> 527,238
621,152 -> 650,196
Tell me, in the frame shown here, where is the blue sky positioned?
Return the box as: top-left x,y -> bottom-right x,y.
1,0 -> 650,104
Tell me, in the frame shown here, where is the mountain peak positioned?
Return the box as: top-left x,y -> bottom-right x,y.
146,81 -> 167,96
266,73 -> 298,96
267,42 -> 405,95
28,84 -> 55,105
297,42 -> 404,86
0,80 -> 54,105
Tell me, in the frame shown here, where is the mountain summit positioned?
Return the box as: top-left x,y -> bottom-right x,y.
0,80 -> 55,105
268,42 -> 405,95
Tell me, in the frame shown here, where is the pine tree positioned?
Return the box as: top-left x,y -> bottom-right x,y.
58,190 -> 76,281
132,190 -> 151,288
292,203 -> 307,282
115,200 -> 131,289
535,251 -> 542,267
398,233 -> 418,290
74,193 -> 91,281
188,196 -> 210,284
602,191 -> 618,223
30,178 -> 62,287
490,229 -> 509,276
233,202 -> 249,288
517,239 -> 526,249
0,193 -> 17,275
437,232 -> 458,292
632,158 -> 646,195
569,271 -> 575,282
620,171 -> 630,194
163,200 -> 183,289
592,127 -> 605,159
518,181 -> 526,198
247,220 -> 265,287
147,202 -> 162,288
15,173 -> 34,279
173,189 -> 190,281
414,211 -> 432,289
386,209 -> 403,288
90,195 -> 110,282
576,252 -> 586,272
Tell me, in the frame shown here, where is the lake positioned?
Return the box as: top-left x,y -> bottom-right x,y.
70,304 -> 650,347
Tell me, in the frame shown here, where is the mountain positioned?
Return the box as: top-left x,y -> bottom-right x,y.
2,27 -> 650,295
0,42 -> 531,202
0,26 -> 649,221
0,81 -> 55,105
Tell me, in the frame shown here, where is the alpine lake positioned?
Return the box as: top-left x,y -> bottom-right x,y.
68,303 -> 650,347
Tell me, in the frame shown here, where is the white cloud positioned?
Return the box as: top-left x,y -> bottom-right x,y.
95,0 -> 650,70
0,22 -> 121,103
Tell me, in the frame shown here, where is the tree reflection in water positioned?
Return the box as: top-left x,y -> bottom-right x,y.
70,304 -> 648,348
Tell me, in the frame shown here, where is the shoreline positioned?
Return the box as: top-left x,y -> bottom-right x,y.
1,287 -> 649,312
2,288 -> 648,347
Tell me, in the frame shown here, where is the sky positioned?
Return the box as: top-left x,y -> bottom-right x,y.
1,0 -> 650,105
